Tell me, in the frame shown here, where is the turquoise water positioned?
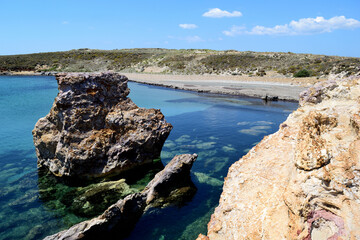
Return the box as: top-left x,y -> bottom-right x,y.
0,76 -> 297,240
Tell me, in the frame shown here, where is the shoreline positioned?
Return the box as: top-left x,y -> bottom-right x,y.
1,71 -> 310,101
123,73 -> 308,101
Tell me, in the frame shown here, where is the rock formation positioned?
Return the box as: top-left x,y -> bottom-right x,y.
44,153 -> 197,240
32,72 -> 172,179
198,76 -> 360,239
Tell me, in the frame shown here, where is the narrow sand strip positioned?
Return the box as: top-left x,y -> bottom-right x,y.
122,73 -> 308,101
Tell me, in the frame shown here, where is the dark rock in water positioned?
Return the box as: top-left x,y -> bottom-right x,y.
44,154 -> 197,240
32,72 -> 172,179
41,71 -> 58,76
262,95 -> 279,102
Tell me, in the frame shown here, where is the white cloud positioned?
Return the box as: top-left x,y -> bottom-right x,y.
223,25 -> 246,36
224,16 -> 360,36
185,36 -> 204,43
288,16 -> 360,34
249,24 -> 290,35
179,24 -> 198,29
168,35 -> 204,43
62,21 -> 69,25
203,8 -> 242,18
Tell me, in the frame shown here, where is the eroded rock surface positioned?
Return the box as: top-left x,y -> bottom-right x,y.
198,76 -> 360,239
32,72 -> 172,179
44,154 -> 197,240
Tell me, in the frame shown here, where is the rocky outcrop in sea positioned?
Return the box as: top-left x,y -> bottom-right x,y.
32,72 -> 172,179
44,153 -> 198,240
198,76 -> 360,239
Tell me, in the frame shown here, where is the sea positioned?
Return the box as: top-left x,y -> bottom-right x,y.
0,75 -> 297,240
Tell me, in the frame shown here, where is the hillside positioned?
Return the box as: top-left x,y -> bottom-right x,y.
1,48 -> 359,78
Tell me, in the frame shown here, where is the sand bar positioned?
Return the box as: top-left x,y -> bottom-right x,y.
122,73 -> 309,101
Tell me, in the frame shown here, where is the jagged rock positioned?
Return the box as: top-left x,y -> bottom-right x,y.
44,154 -> 197,240
143,154 -> 198,208
32,72 -> 172,179
198,77 -> 360,239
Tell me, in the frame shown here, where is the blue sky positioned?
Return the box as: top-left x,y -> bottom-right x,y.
1,0 -> 360,57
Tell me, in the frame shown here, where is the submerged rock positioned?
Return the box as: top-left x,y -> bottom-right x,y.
26,224 -> 44,240
32,72 -> 172,179
69,179 -> 138,217
198,77 -> 360,239
193,172 -> 223,187
44,154 -> 197,240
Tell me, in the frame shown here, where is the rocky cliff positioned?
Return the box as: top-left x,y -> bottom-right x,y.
32,72 -> 172,179
198,76 -> 360,239
44,154 -> 198,240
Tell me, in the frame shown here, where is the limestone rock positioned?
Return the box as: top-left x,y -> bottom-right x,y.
143,153 -> 198,208
32,72 -> 172,179
44,154 -> 197,240
295,111 -> 337,170
199,77 -> 360,239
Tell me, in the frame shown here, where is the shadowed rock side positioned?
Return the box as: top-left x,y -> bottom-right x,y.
44,153 -> 197,240
32,72 -> 172,179
197,76 -> 360,239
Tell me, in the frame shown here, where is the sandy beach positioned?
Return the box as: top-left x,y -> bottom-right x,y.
122,73 -> 311,101
2,71 -> 311,101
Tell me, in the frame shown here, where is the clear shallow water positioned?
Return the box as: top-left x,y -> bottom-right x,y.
0,76 -> 297,240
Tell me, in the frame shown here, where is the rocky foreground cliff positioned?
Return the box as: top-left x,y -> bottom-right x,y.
198,76 -> 360,239
32,72 -> 172,179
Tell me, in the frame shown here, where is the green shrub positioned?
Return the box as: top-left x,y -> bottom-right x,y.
294,69 -> 310,78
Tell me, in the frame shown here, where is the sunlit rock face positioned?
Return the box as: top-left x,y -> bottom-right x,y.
32,72 -> 172,179
198,76 -> 360,240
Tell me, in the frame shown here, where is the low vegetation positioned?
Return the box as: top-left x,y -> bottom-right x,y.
0,48 -> 359,77
294,69 -> 311,78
